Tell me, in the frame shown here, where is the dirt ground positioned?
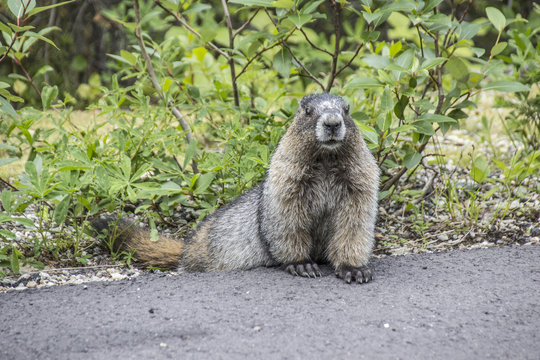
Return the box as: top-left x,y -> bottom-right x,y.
1,245 -> 539,360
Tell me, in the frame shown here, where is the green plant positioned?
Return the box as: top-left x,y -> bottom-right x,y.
1,1 -> 539,275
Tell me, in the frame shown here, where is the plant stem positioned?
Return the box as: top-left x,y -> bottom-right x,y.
221,0 -> 240,107
133,0 -> 198,173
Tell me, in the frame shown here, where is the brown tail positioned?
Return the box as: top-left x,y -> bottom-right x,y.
92,216 -> 183,269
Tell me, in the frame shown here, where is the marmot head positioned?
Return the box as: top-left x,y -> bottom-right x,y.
296,94 -> 352,150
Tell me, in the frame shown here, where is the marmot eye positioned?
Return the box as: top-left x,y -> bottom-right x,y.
344,105 -> 350,114
305,107 -> 312,115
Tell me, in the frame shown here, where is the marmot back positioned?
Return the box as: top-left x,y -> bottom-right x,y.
93,94 -> 380,284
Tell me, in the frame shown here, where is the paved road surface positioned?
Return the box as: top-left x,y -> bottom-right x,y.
1,245 -> 539,360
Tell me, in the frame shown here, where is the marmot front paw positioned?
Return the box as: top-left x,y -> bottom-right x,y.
335,265 -> 372,284
283,262 -> 322,278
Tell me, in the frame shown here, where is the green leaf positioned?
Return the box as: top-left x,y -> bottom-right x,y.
471,157 -> 490,183
272,49 -> 292,79
150,218 -> 159,242
120,155 -> 132,180
482,81 -> 529,93
486,7 -> 506,32
412,121 -> 434,135
394,49 -> 414,69
229,0 -> 273,6
422,0 -> 443,13
404,151 -> 422,169
0,22 -> 12,35
490,42 -> 507,56
393,95 -> 408,120
184,3 -> 212,14
271,0 -> 294,8
419,57 -> 446,71
417,113 -> 457,123
194,173 -> 215,195
41,85 -> 58,110
287,13 -> 313,28
356,123 -> 379,144
381,87 -> 393,112
53,195 -> 70,225
12,217 -> 35,228
10,246 -> 20,274
376,112 -> 392,132
1,190 -> 13,214
183,140 -> 198,170
0,95 -> 19,118
26,0 -> 74,17
24,31 -> 59,50
120,50 -> 137,66
8,0 -> 35,19
362,54 -> 390,69
344,77 -> 383,89
302,0 -> 325,14
0,229 -> 16,239
162,78 -> 173,93
56,161 -> 92,171
0,157 -> 18,167
446,57 -> 469,80
459,22 -> 481,41
389,41 -> 402,58
34,65 -> 54,78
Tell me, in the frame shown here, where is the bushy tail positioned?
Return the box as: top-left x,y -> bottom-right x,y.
92,216 -> 183,269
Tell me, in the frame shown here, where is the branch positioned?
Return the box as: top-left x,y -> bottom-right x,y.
14,58 -> 41,98
0,29 -> 17,63
221,0 -> 239,107
234,30 -> 294,82
334,42 -> 364,79
282,41 -> 325,91
325,0 -> 342,92
433,32 -> 445,114
261,9 -> 324,90
154,0 -> 230,60
381,141 -> 430,192
299,28 -> 333,56
233,9 -> 260,38
133,0 -> 198,173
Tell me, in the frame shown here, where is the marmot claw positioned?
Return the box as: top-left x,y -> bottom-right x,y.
284,262 -> 322,278
335,265 -> 372,284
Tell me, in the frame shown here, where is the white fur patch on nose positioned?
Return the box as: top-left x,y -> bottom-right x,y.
316,112 -> 346,146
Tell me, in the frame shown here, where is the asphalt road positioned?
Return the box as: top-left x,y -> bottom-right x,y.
1,245 -> 539,360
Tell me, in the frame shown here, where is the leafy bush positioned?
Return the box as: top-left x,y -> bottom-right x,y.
0,0 -> 537,275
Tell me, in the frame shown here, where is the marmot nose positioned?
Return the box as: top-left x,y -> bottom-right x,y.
323,121 -> 341,134
322,113 -> 343,135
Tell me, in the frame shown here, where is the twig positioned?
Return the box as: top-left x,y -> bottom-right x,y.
221,0 -> 240,107
14,58 -> 41,98
0,177 -> 18,191
282,41 -> 325,91
0,27 -> 17,63
133,0 -> 198,173
325,0 -> 342,92
234,30 -> 294,81
334,42 -> 364,79
299,28 -> 333,56
152,200 -> 177,227
233,9 -> 260,38
153,0 -> 230,60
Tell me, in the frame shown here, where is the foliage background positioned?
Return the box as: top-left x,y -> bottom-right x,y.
0,0 -> 538,275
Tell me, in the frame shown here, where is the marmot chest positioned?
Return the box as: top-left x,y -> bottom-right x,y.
302,163 -> 349,218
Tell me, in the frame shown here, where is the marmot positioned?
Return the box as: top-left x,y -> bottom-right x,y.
93,94 -> 380,283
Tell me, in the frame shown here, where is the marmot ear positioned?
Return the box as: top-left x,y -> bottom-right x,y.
344,104 -> 350,115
